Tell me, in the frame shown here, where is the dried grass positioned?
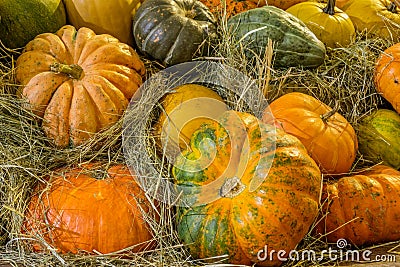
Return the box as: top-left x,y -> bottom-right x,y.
0,13 -> 398,267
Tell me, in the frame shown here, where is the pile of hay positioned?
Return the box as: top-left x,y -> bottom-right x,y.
0,19 -> 398,267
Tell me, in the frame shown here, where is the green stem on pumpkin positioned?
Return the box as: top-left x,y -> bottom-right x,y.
320,100 -> 340,122
50,62 -> 83,79
322,0 -> 336,15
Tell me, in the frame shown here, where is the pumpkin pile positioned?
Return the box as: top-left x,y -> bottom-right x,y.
1,0 -> 400,265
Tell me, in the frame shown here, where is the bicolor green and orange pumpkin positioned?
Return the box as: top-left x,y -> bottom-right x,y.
173,110 -> 322,266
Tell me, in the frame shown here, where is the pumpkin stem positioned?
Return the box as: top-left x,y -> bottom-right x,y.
320,100 -> 340,122
387,2 -> 398,13
220,177 -> 245,198
322,0 -> 336,15
50,62 -> 83,80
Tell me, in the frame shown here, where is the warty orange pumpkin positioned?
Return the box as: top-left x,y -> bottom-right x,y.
315,165 -> 400,246
341,0 -> 400,40
15,25 -> 146,148
173,110 -> 322,266
22,163 -> 156,254
263,92 -> 358,174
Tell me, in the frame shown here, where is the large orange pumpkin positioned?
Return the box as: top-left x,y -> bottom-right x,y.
315,165 -> 400,246
173,110 -> 322,266
263,92 -> 358,174
374,43 -> 400,113
23,163 -> 156,254
15,25 -> 146,148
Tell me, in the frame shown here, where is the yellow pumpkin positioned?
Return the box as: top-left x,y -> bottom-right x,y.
63,0 -> 142,45
286,0 -> 355,48
341,0 -> 400,40
153,84 -> 228,152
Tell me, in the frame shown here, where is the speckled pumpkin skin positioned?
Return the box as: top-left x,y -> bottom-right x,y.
172,111 -> 322,266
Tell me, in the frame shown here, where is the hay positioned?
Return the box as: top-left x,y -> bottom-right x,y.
0,13 -> 398,267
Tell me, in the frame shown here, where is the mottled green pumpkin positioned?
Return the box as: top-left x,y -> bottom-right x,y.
227,6 -> 326,68
0,0 -> 66,49
132,0 -> 217,66
172,110 -> 322,266
357,109 -> 400,169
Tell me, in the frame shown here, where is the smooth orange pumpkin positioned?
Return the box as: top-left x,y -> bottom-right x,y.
15,25 -> 146,148
315,165 -> 400,246
23,163 -> 156,254
374,43 -> 400,113
263,92 -> 358,174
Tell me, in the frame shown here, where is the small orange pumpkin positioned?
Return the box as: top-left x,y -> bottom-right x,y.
263,92 -> 358,174
315,165 -> 400,246
23,163 -> 156,254
15,25 -> 146,147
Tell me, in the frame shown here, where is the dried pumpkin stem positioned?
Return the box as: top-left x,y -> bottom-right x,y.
320,100 -> 340,122
387,2 -> 398,13
220,176 -> 246,198
322,0 -> 336,15
50,62 -> 83,79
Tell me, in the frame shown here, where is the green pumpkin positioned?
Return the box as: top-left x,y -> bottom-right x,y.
172,110 -> 322,266
0,0 -> 66,49
227,6 -> 326,68
132,0 -> 217,66
358,109 -> 400,169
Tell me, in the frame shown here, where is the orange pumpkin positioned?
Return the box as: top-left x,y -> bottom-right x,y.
199,0 -> 263,18
265,0 -> 307,11
374,43 -> 400,113
15,25 -> 146,148
263,92 -> 358,174
153,83 -> 228,152
315,165 -> 400,246
23,163 -> 156,254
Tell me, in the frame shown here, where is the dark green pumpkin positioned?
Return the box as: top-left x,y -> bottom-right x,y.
172,110 -> 322,266
132,0 -> 217,66
358,109 -> 400,169
0,0 -> 66,49
227,6 -> 326,68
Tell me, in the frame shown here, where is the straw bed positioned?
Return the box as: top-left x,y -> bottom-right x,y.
0,17 -> 399,267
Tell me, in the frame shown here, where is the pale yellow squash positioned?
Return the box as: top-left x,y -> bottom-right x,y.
63,0 -> 142,45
